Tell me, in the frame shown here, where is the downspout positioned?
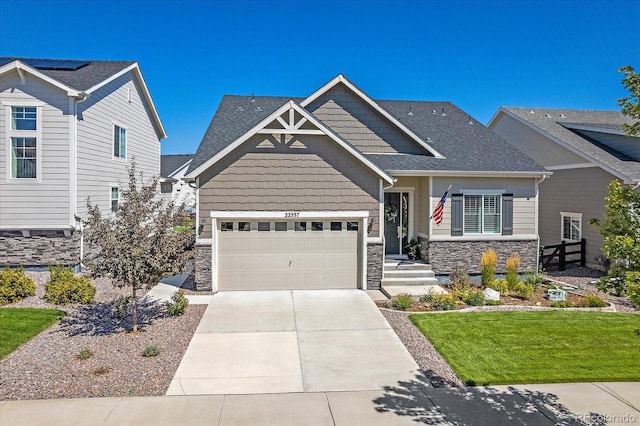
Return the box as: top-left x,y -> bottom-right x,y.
73,92 -> 90,270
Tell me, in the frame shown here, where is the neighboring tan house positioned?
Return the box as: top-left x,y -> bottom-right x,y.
0,57 -> 166,266
488,107 -> 640,269
185,74 -> 549,291
160,154 -> 195,210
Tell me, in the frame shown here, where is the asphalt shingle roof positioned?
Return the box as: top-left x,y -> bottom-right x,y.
161,154 -> 193,177
1,57 -> 135,92
503,107 -> 640,181
189,91 -> 546,176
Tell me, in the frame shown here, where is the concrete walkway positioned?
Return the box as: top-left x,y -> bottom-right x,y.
167,289 -> 422,395
2,382 -> 638,425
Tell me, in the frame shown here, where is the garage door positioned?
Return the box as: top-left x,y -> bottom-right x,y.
217,219 -> 359,290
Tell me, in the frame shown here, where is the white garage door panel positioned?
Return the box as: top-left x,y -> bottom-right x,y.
217,228 -> 358,290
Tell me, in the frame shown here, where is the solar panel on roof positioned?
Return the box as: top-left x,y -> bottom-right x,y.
21,58 -> 90,71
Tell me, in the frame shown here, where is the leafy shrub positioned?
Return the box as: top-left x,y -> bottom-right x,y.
419,290 -> 436,304
487,279 -> 509,295
113,295 -> 132,320
505,254 -> 521,290
77,348 -> 94,360
480,249 -> 497,287
484,299 -> 503,306
523,271 -> 544,287
513,282 -> 535,299
166,290 -> 189,316
0,266 -> 36,305
45,266 -> 96,305
463,291 -> 485,306
626,272 -> 640,307
142,345 -> 161,357
551,301 -> 573,308
583,294 -> 608,308
392,294 -> 414,311
448,269 -> 471,299
430,293 -> 457,311
596,264 -> 628,296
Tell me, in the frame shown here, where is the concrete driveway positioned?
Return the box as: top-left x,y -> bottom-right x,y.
167,289 -> 424,395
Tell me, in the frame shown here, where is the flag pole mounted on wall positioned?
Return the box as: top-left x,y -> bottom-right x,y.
430,185 -> 452,226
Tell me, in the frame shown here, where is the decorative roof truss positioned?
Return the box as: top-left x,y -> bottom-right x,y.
257,107 -> 325,135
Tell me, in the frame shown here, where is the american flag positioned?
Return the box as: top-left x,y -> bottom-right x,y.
431,186 -> 451,226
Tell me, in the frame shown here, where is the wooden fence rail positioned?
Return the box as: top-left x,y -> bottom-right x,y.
539,239 -> 586,271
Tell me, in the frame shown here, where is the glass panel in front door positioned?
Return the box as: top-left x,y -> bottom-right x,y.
384,193 -> 400,254
401,192 -> 409,254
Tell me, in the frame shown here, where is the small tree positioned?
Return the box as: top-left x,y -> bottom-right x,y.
84,162 -> 192,332
617,64 -> 640,137
590,180 -> 640,295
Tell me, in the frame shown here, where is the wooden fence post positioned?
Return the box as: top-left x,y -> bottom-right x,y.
559,241 -> 566,271
580,238 -> 586,267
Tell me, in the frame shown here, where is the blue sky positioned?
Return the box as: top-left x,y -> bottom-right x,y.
1,0 -> 638,155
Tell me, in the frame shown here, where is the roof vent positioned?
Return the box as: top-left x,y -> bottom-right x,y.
431,110 -> 437,114
468,115 -> 474,125
441,108 -> 446,117
255,106 -> 262,112
237,106 -> 244,111
408,107 -> 413,116
250,93 -> 255,102
545,113 -> 552,118
559,113 -> 566,118
529,110 -> 535,114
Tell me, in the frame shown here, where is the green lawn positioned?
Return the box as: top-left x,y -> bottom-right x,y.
0,308 -> 66,359
409,311 -> 640,386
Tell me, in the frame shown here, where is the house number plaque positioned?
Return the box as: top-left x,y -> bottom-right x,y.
284,212 -> 300,218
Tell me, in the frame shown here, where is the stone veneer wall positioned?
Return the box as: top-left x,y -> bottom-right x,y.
428,239 -> 538,274
0,233 -> 81,266
367,241 -> 383,290
194,242 -> 212,291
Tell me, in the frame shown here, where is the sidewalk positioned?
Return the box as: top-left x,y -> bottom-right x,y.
2,382 -> 638,425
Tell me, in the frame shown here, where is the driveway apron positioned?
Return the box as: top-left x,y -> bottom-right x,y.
167,289 -> 423,395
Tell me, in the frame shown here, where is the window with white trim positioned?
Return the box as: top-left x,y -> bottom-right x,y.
110,187 -> 119,212
464,194 -> 501,234
9,106 -> 38,179
561,212 -> 582,242
113,125 -> 127,159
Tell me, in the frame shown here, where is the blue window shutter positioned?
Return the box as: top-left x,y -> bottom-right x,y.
502,194 -> 513,236
451,194 -> 463,236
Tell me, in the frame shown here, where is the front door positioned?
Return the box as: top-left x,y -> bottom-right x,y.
384,192 -> 410,255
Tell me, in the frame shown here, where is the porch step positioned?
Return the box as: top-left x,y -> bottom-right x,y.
383,261 -> 432,271
382,257 -> 437,287
384,269 -> 436,279
381,277 -> 439,286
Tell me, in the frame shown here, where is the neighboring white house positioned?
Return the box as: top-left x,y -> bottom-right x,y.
0,57 -> 166,266
160,154 -> 195,210
489,107 -> 640,269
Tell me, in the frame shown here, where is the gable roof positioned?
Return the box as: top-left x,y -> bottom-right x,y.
492,107 -> 640,182
301,74 -> 444,158
188,76 -> 547,180
161,154 -> 193,178
187,99 -> 394,184
0,57 -> 167,139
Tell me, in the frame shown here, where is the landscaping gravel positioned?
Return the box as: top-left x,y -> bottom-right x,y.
381,310 -> 464,388
544,267 -> 638,314
0,271 -> 205,401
